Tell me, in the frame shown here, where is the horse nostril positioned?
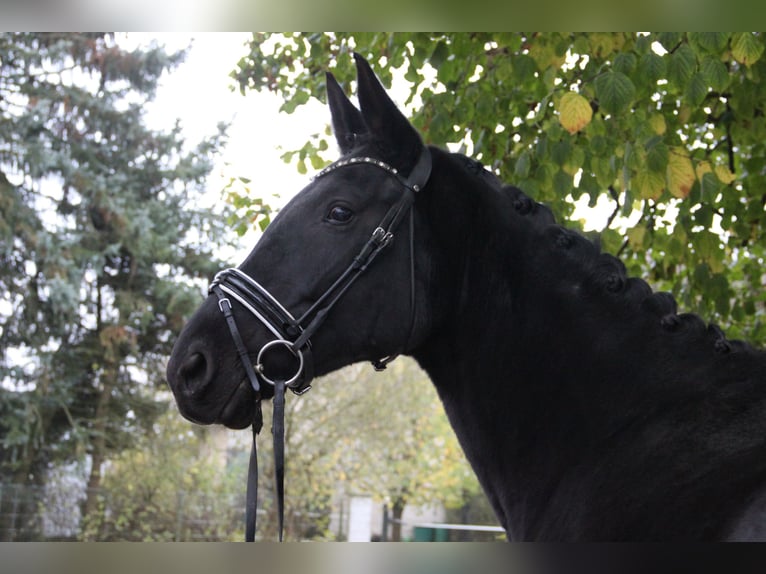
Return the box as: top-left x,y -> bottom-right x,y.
180,352 -> 209,394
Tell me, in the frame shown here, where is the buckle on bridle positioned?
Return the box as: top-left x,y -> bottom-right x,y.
372,227 -> 393,247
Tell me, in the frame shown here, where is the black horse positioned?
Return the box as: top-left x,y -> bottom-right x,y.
166,54 -> 766,541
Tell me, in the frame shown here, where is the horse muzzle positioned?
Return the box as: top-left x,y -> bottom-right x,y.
165,340 -> 256,429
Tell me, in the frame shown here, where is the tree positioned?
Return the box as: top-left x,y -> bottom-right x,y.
0,33 -> 230,537
250,359 -> 481,541
232,32 -> 766,346
330,360 -> 481,540
79,412 -> 245,541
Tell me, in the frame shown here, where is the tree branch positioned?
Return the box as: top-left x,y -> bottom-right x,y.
604,185 -> 621,230
725,101 -> 736,174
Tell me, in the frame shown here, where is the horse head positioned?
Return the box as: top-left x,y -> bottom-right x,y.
166,54 -> 436,429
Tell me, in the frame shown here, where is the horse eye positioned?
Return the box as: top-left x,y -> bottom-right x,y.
327,205 -> 353,223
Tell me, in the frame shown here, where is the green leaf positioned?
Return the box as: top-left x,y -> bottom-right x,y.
700,171 -> 722,199
553,169 -> 572,197
595,71 -> 636,116
667,44 -> 697,91
590,134 -> 608,155
646,141 -> 669,173
701,57 -> 730,92
639,52 -> 666,82
514,151 -> 531,179
600,228 -> 624,253
685,72 -> 709,106
657,32 -> 683,52
731,32 -> 764,67
698,205 -> 717,232
689,32 -> 729,54
589,33 -> 619,59
430,41 -> 449,68
573,35 -> 591,56
551,139 -> 572,166
613,52 -> 637,75
635,34 -> 651,54
592,155 -> 615,188
512,54 -> 538,83
564,146 -> 586,176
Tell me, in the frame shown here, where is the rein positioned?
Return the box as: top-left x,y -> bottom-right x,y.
209,148 -> 431,541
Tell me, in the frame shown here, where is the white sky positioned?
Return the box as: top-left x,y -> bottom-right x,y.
120,32 -> 328,263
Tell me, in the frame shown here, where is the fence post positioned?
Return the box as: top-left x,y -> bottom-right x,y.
175,490 -> 185,541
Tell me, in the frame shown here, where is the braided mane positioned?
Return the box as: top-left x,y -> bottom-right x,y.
454,152 -> 750,360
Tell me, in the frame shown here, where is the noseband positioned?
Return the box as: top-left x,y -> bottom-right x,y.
209,147 -> 431,541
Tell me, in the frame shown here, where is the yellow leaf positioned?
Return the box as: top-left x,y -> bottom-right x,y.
557,92 -> 593,134
648,113 -> 666,135
695,160 -> 712,181
678,105 -> 692,124
635,170 -> 665,200
589,33 -> 618,58
714,164 -> 737,184
627,226 -> 646,249
666,149 -> 696,198
731,32 -> 764,67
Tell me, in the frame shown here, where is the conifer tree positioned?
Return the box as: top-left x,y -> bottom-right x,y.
0,33 -> 230,536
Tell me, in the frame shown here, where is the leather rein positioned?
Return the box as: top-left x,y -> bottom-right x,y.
209,148 -> 431,541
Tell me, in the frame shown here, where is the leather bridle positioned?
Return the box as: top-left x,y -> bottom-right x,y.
209,147 -> 431,541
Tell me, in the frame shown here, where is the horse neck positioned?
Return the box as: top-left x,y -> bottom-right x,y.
410,155 -> 736,534
412,154 -> 609,438
413,204 -> 600,448
410,161 -> 594,526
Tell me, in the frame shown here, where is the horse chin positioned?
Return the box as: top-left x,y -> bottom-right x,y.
217,379 -> 260,430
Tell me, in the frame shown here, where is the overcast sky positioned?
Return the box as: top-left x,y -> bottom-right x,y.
121,32 -> 329,262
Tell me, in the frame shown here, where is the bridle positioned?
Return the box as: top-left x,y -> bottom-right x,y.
209,147 -> 431,541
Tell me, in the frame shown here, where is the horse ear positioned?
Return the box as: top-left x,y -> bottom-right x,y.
353,53 -> 424,168
326,71 -> 367,155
